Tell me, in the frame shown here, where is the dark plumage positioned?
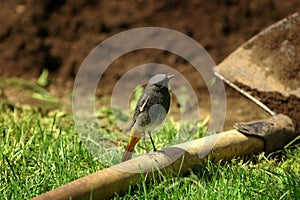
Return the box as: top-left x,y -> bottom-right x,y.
121,74 -> 174,162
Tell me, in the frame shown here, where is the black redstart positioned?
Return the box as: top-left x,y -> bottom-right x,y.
121,74 -> 174,162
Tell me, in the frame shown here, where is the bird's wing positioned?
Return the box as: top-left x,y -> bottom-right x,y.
139,96 -> 149,112
131,93 -> 148,126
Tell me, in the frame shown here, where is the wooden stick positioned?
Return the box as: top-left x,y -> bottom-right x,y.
33,114 -> 296,200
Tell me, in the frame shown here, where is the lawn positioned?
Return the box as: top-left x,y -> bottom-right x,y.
1,104 -> 299,199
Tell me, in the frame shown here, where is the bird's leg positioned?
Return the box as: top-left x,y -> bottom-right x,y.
143,132 -> 148,153
148,131 -> 157,152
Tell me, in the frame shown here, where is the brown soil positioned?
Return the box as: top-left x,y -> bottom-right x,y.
0,1 -> 299,131
253,90 -> 300,132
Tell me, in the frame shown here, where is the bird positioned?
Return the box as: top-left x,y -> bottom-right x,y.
121,74 -> 174,162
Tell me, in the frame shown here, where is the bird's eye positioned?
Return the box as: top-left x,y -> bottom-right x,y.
155,83 -> 165,88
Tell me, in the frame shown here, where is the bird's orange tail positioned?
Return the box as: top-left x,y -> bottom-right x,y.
121,128 -> 141,162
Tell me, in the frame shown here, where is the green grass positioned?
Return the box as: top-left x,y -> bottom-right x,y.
0,106 -> 105,199
117,151 -> 300,200
1,105 -> 299,199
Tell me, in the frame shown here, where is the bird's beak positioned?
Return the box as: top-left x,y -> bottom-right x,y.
167,75 -> 175,80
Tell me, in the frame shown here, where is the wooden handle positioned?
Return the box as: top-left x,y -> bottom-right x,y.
33,115 -> 296,200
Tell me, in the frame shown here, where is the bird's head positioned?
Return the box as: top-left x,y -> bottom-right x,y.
147,74 -> 174,89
